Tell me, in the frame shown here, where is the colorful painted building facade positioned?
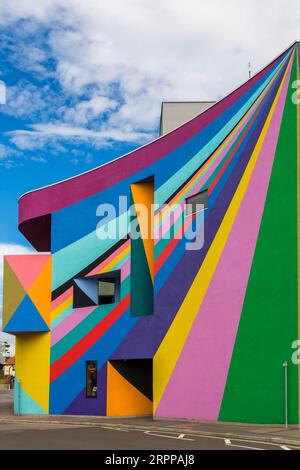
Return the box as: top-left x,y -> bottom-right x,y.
2,42 -> 300,424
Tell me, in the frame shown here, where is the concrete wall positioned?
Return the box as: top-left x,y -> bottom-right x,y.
160,102 -> 215,136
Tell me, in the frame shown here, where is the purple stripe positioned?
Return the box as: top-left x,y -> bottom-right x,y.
19,48 -> 290,226
64,363 -> 107,416
155,54 -> 293,420
51,306 -> 96,346
111,59 -> 287,360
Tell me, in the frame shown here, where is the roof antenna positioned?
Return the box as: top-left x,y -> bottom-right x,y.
248,61 -> 252,79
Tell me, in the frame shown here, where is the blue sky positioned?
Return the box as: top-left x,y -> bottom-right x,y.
0,27 -> 143,246
1,0 -> 300,350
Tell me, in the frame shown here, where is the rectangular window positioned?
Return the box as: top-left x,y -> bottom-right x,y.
86,360 -> 97,398
186,189 -> 208,216
73,270 -> 121,309
98,278 -> 116,304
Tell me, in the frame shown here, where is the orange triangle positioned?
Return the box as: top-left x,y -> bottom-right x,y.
107,362 -> 152,416
2,259 -> 26,328
28,257 -> 52,327
6,254 -> 50,291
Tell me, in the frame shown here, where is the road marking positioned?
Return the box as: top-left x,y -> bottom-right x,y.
144,431 -> 195,441
224,440 -> 263,451
104,427 -> 298,450
1,416 -> 298,450
101,426 -> 129,432
100,424 -> 300,450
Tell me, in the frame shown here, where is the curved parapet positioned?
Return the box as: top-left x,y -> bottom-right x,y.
7,41 -> 300,424
18,42 -> 296,251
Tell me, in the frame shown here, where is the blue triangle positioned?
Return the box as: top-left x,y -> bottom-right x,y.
3,295 -> 50,333
74,278 -> 98,304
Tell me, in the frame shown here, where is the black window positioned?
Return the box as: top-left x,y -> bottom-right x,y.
98,278 -> 116,304
73,270 -> 121,309
86,360 -> 97,398
186,190 -> 208,216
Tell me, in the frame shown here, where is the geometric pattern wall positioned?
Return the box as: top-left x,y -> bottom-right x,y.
107,360 -> 152,416
3,254 -> 51,333
3,42 -> 300,424
2,254 -> 51,415
130,179 -> 154,317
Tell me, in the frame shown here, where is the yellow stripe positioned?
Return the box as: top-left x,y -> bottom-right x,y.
153,52 -> 293,412
51,296 -> 73,322
156,72 -> 278,226
99,245 -> 130,274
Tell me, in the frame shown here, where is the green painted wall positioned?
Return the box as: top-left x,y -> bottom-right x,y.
219,56 -> 299,424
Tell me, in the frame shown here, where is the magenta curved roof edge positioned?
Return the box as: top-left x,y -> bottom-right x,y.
18,42 -> 296,250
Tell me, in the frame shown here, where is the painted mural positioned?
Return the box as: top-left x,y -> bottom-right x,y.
2,42 -> 300,424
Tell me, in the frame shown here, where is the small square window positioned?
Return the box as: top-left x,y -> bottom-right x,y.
186,190 -> 208,216
73,270 -> 121,309
98,279 -> 116,305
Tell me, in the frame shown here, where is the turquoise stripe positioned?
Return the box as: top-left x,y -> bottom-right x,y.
155,57 -> 284,206
52,55 -> 284,292
51,305 -> 73,329
50,276 -> 130,363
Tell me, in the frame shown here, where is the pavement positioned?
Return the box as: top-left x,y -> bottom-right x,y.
1,389 -> 300,450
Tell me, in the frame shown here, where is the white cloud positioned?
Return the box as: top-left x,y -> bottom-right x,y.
0,80 -> 6,104
4,83 -> 48,119
0,144 -> 10,160
1,0 -> 299,151
0,144 -> 23,168
30,155 -> 47,163
63,96 -> 118,126
8,123 -> 151,147
3,81 -> 64,122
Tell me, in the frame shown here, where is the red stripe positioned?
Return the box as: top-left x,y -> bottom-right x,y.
208,70 -> 278,195
155,237 -> 179,275
154,214 -> 197,274
50,294 -> 130,382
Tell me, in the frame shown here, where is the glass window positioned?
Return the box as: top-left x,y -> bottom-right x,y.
73,271 -> 120,309
98,279 -> 116,305
186,190 -> 208,216
86,361 -> 97,398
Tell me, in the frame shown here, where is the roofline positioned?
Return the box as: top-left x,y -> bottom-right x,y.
18,41 -> 298,250
19,40 -> 299,201
161,101 -> 216,104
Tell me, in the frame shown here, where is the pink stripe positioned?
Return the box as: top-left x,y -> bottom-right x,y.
154,94 -> 263,242
51,306 -> 96,346
88,240 -> 130,276
51,241 -> 130,314
51,260 -> 131,345
121,259 -> 130,281
155,56 -> 292,420
19,49 -> 289,226
51,287 -> 73,310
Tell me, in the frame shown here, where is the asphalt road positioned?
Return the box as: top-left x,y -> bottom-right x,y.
1,390 -> 299,450
0,421 -> 295,450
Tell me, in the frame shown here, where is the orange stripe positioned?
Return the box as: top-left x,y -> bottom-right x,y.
50,295 -> 130,382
